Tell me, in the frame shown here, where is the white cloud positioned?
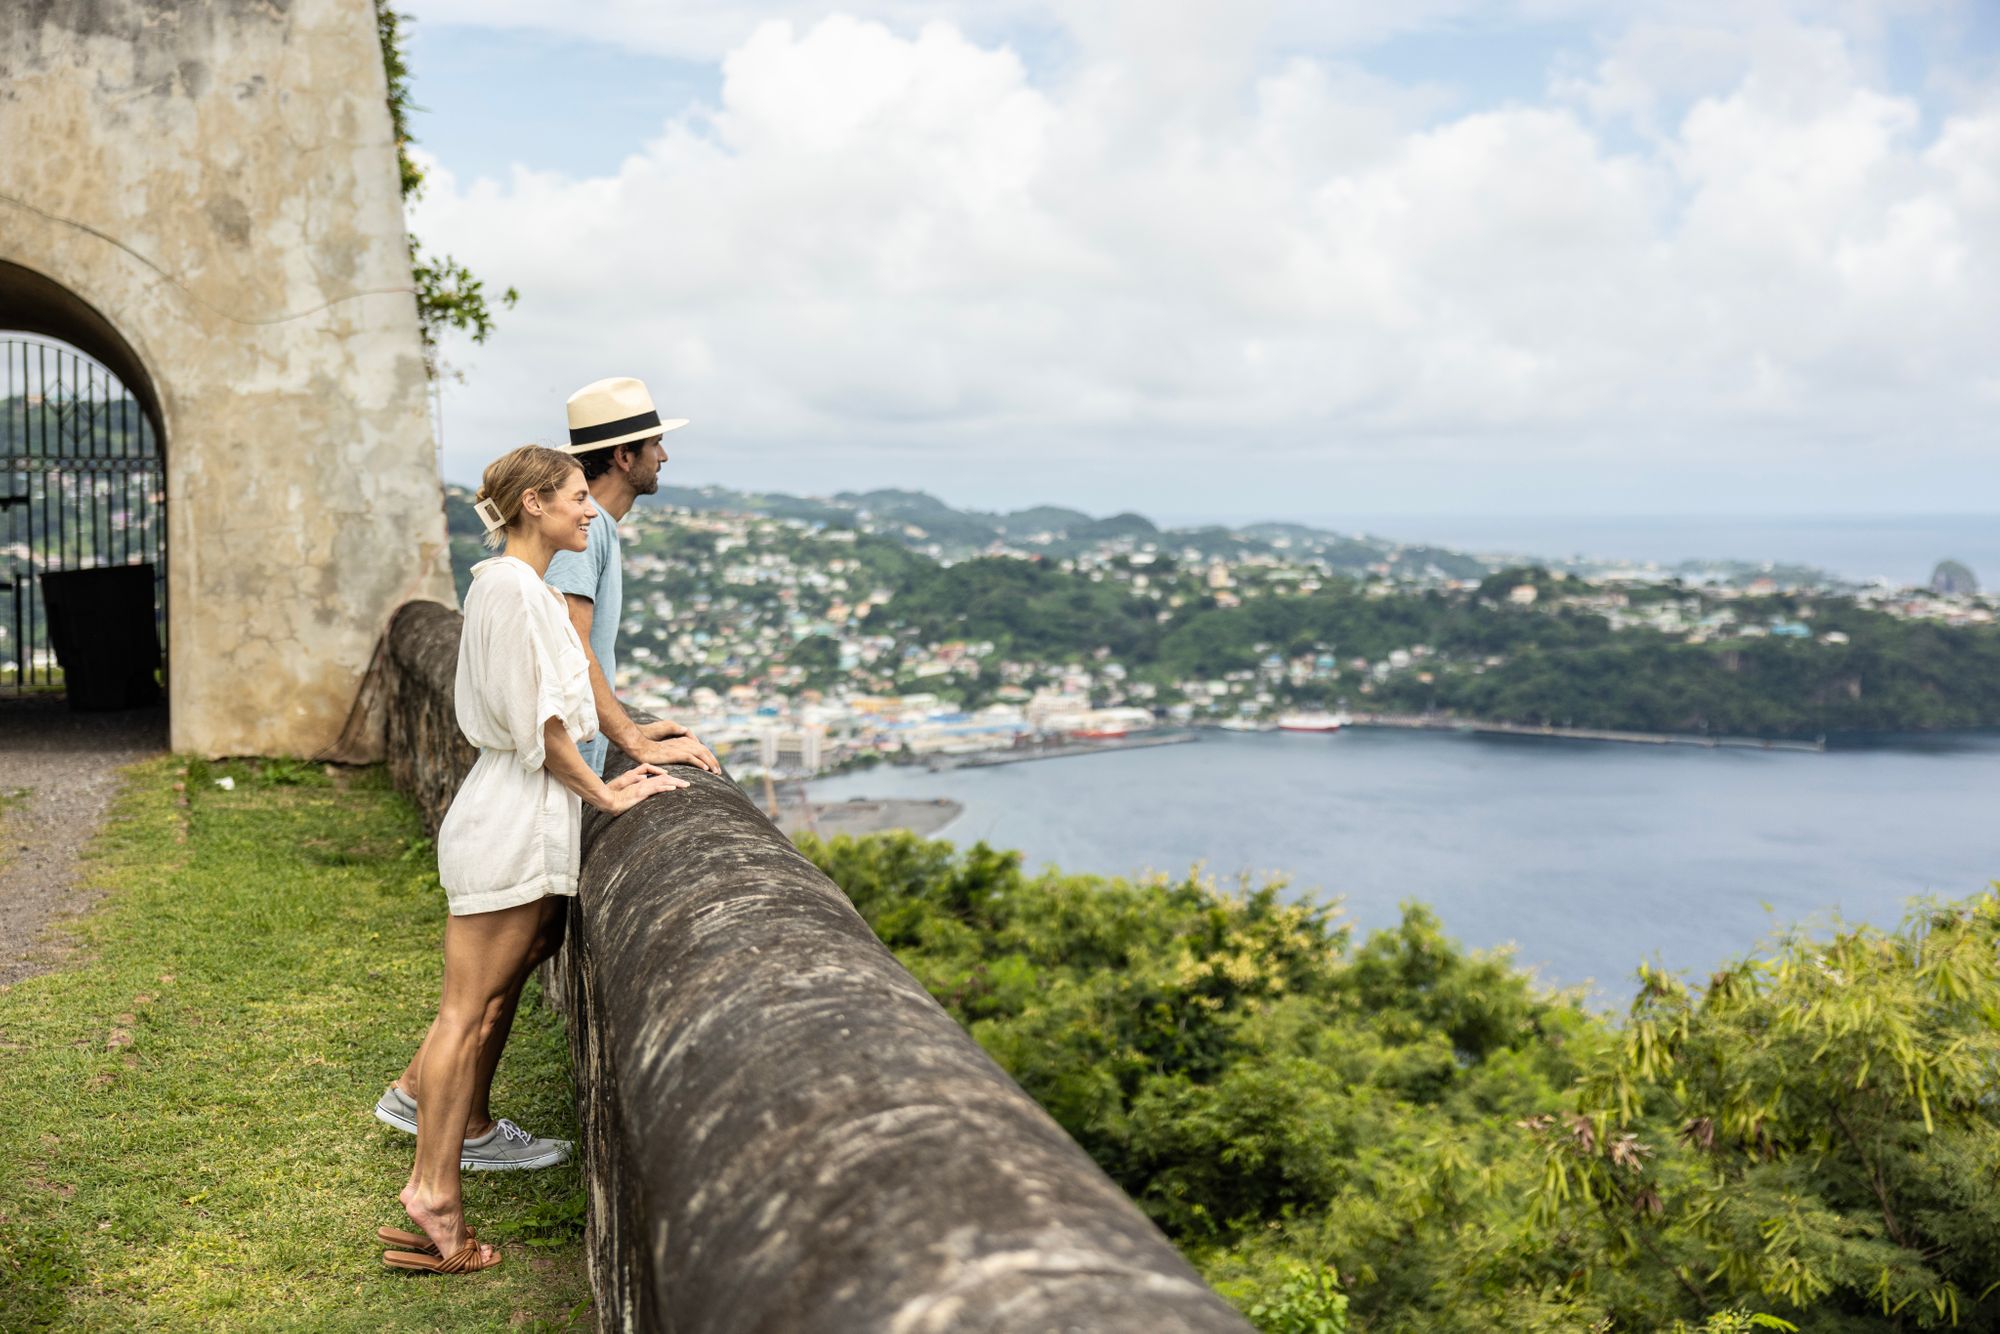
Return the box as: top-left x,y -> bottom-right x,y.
400,0 -> 1494,64
401,0 -> 1046,61
412,5 -> 2000,513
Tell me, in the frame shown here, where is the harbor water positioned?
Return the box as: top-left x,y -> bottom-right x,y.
807,728 -> 2000,1000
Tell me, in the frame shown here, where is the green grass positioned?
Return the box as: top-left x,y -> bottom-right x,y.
0,756 -> 592,1332
0,672 -> 66,691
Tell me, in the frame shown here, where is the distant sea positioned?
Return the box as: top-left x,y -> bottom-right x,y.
1263,514 -> 1999,588
808,729 -> 2000,1002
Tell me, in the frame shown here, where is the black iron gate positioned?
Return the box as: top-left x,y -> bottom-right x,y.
0,335 -> 166,698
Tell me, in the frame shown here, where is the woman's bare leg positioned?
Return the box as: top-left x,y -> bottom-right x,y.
398,899 -> 546,1259
396,897 -> 569,1134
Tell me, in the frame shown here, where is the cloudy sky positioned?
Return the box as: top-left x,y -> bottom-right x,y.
400,0 -> 1999,524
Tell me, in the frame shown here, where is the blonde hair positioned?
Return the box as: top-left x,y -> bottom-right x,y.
474,446 -> 582,550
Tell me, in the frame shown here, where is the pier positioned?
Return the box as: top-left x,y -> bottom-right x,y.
1347,713 -> 1826,753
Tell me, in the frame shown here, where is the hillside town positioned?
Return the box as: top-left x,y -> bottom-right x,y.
440,487 -> 1995,777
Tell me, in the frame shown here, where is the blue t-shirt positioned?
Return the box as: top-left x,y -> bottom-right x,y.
545,510 -> 622,774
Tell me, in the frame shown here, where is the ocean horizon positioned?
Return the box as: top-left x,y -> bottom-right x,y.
641,483 -> 1992,591
1265,513 -> 1998,588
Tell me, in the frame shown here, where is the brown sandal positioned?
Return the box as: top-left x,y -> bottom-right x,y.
375,1225 -> 474,1255
382,1238 -> 502,1274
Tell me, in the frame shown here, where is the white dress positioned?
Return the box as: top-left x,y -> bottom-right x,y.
437,556 -> 600,916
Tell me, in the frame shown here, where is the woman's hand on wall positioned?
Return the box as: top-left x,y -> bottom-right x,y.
596,763 -> 688,815
544,717 -> 689,812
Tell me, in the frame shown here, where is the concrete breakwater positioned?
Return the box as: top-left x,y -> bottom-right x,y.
934,727 -> 1201,769
1349,712 -> 1827,753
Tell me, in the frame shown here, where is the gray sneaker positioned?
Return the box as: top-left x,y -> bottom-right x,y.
373,1084 -> 420,1135
373,1085 -> 573,1171
461,1118 -> 571,1172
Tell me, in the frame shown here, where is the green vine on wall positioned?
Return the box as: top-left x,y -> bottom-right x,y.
375,1 -> 517,379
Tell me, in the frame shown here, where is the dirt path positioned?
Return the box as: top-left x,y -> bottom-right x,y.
0,697 -> 168,985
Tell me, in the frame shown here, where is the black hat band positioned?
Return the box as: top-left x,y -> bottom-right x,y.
569,410 -> 662,447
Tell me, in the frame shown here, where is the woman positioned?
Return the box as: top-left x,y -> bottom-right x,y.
382,445 -> 683,1274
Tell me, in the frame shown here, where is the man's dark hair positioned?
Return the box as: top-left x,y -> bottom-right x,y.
576,445 -> 620,481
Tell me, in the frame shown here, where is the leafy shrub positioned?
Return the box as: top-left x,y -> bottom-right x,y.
803,832 -> 2000,1331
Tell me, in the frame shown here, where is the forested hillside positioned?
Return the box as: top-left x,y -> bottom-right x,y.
442,485 -> 2000,736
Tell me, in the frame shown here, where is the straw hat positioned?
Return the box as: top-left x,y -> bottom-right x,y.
562,376 -> 689,453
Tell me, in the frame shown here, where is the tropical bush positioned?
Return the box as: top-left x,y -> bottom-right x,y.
800,832 -> 2000,1331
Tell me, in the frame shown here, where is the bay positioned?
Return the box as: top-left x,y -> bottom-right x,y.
807,729 -> 2000,1001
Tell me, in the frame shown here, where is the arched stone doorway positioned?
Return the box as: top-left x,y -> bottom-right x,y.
3,1 -> 455,756
1,262 -> 168,709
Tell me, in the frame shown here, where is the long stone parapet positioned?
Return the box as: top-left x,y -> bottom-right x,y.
380,599 -> 1251,1334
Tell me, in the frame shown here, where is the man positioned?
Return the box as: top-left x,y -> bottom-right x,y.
546,376 -> 720,780
371,377 -> 717,1169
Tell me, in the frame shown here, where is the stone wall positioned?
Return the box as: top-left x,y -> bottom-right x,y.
381,600 -> 474,833
380,598 -> 1252,1334
0,0 -> 454,757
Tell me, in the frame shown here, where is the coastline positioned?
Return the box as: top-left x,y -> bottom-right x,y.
777,709 -> 1957,847
1346,713 -> 1828,753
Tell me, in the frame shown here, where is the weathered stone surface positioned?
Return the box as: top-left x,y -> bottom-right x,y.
0,0 -> 454,757
381,598 -> 1251,1334
382,599 -> 474,833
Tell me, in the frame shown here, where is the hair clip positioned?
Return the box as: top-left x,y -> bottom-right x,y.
473,497 -> 506,534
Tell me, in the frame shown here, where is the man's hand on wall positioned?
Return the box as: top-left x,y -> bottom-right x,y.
635,733 -> 722,775
637,718 -> 692,741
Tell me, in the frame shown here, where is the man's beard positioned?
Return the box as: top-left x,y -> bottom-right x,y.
636,466 -> 662,496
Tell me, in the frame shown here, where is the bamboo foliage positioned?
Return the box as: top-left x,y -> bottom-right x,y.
1536,892 -> 2000,1328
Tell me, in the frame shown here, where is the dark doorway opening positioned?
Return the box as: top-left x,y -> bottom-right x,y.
0,263 -> 168,711
0,335 -> 166,705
